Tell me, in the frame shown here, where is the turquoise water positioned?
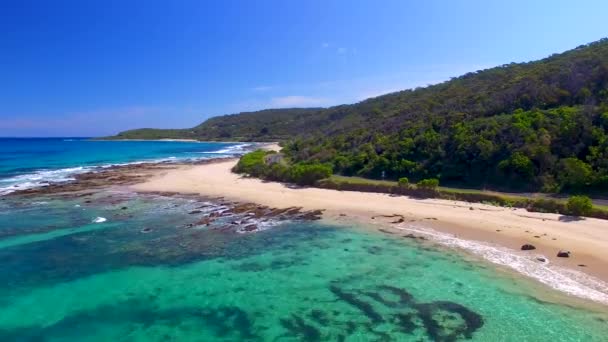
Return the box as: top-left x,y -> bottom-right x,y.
1,191 -> 607,341
0,138 -> 251,195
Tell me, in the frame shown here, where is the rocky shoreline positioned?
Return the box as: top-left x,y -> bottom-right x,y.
4,158 -> 324,235
7,158 -> 231,197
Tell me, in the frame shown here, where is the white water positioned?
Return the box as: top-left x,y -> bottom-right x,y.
0,144 -> 255,196
395,223 -> 608,305
196,143 -> 253,155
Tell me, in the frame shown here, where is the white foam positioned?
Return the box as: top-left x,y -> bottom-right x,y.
394,224 -> 608,305
199,143 -> 253,155
235,218 -> 284,234
0,144 -> 253,196
0,167 -> 88,196
92,217 -> 107,223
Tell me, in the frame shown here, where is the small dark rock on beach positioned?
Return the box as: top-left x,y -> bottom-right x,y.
521,244 -> 536,251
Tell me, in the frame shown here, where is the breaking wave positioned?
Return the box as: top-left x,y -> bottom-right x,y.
0,143 -> 254,196
394,224 -> 608,305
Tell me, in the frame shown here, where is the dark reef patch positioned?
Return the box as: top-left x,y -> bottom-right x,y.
300,283 -> 486,341
0,301 -> 259,341
329,285 -> 384,323
416,301 -> 484,341
280,314 -> 322,341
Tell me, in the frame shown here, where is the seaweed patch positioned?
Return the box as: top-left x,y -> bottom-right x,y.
279,283 -> 484,341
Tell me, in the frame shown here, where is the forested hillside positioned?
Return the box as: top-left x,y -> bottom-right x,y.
110,108 -> 321,141
112,39 -> 608,193
284,39 -> 608,193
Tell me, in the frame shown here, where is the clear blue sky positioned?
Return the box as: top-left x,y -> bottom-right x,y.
1,0 -> 607,137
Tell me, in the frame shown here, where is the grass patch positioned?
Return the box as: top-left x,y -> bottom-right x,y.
319,175 -> 608,220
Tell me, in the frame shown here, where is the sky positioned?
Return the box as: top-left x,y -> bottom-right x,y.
1,0 -> 608,137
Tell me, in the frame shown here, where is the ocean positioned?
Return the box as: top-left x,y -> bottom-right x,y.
0,138 -> 251,195
0,138 -> 607,341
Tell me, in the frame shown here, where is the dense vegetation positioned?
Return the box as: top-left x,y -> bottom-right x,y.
109,108 -> 321,141
233,150 -> 331,186
282,39 -> 608,194
113,39 -> 608,194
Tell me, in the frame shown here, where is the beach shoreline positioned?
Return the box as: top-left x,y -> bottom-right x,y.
6,143 -> 608,306
131,158 -> 608,305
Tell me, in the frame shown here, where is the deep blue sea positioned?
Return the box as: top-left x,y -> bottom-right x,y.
0,138 -> 251,195
1,138 -> 608,340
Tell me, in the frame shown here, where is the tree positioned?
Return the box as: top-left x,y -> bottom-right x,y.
558,158 -> 593,189
398,177 -> 409,187
567,195 -> 592,216
498,152 -> 535,180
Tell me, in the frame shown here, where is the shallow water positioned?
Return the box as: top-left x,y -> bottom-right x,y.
1,192 -> 607,341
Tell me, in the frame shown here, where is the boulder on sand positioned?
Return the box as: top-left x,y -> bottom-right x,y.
521,244 -> 536,251
557,250 -> 571,258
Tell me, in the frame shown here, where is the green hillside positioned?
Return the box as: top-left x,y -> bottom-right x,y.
109,108 -> 322,141
110,38 -> 608,193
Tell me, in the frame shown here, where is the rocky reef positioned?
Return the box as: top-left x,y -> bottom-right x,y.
279,283 -> 484,341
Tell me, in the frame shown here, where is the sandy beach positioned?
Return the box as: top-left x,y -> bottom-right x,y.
131,156 -> 608,285
133,160 -> 608,281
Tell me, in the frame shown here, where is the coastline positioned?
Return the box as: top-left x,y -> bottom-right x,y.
132,158 -> 608,305
92,138 -> 202,142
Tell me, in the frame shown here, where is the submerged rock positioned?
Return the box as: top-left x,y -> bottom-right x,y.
196,217 -> 214,226
243,224 -> 258,232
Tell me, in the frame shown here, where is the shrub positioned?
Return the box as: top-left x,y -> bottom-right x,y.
289,163 -> 332,186
567,195 -> 592,216
266,163 -> 290,181
417,178 -> 439,190
398,177 -> 409,187
233,150 -> 269,176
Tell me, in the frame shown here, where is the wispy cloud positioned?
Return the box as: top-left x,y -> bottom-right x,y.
269,95 -> 329,108
321,42 -> 353,55
231,63 -> 493,115
252,85 -> 273,92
